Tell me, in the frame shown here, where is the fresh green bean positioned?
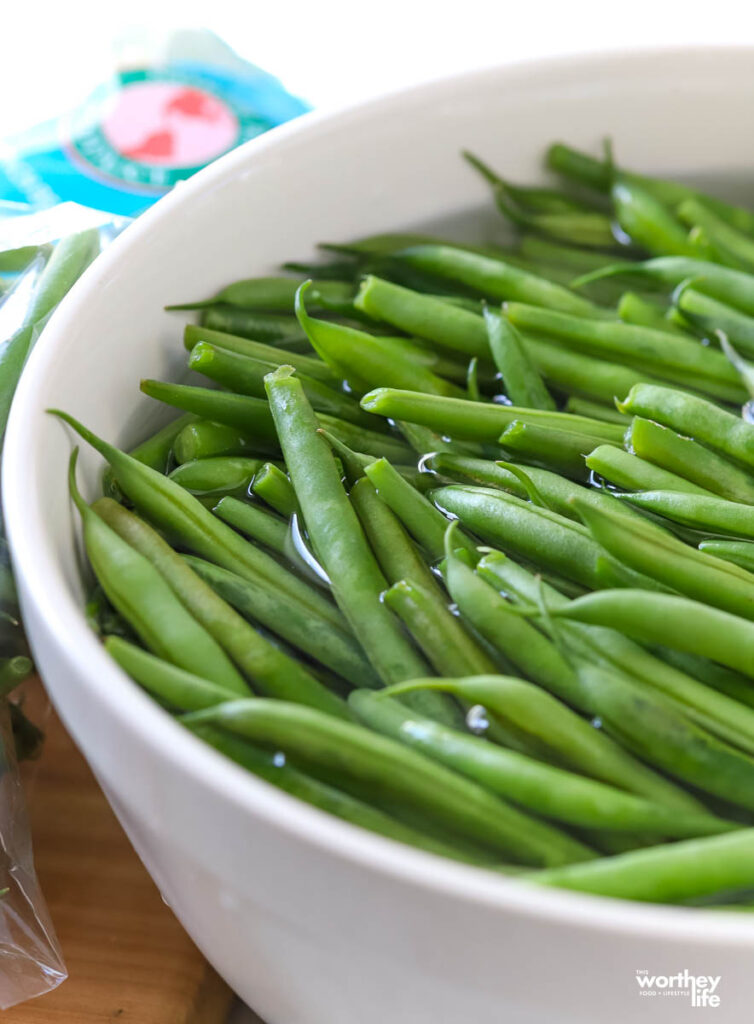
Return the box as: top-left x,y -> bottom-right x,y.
627,416 -> 754,504
616,489 -> 754,538
105,635 -> 238,709
201,305 -> 306,344
127,413 -> 196,472
575,497 -> 754,620
182,554 -> 378,689
264,367 -> 431,687
168,457 -> 263,497
521,334 -> 669,405
318,414 -> 412,462
141,379 -> 280,445
549,588 -> 754,678
499,421 -> 593,480
585,444 -> 717,495
565,397 -> 629,424
251,463 -> 302,518
212,495 -> 290,552
295,282 -> 462,397
677,198 -> 754,271
464,151 -> 600,215
173,420 -> 265,463
360,388 -> 625,444
184,323 -> 339,384
350,478 -> 440,593
94,497 -> 348,715
505,304 -> 745,402
675,286 -> 754,357
66,452 -> 248,694
363,457 -> 476,561
52,411 -> 346,631
184,698 -> 595,865
652,647 -> 754,711
612,177 -> 696,257
352,691 -> 731,837
484,307 -> 554,409
188,341 -> 377,427
389,245 -> 599,315
531,828 -> 754,902
699,539 -> 754,573
169,277 -> 354,313
431,485 -> 650,591
383,578 -> 497,678
617,292 -> 684,334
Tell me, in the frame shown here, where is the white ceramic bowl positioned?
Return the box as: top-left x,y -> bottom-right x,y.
6,47 -> 754,1024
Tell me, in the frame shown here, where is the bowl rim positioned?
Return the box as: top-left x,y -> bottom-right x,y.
6,42 -> 754,945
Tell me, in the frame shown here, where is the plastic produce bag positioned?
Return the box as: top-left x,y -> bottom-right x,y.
0,27 -> 308,1007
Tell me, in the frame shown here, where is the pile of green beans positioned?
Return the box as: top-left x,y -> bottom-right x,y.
57,139 -> 754,907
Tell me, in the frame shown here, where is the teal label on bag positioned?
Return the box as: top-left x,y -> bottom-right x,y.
65,69 -> 275,192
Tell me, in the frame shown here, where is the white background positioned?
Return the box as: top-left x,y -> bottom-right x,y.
2,2 -> 753,1020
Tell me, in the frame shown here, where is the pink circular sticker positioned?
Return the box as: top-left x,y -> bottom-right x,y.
101,82 -> 239,168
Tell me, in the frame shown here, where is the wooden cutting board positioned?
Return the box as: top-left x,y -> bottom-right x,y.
3,680 -> 236,1023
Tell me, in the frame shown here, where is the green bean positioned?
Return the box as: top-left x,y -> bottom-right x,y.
184,323 -> 339,384
350,478 -> 440,593
0,244 -> 46,273
677,198 -> 754,271
354,275 -> 490,357
575,497 -> 754,620
173,420 -> 266,463
699,539 -> 754,573
0,230 -> 100,433
105,635 -> 237,709
0,656 -> 33,698
576,256 -> 754,315
521,334 -> 669,405
675,286 -> 754,358
212,495 -> 289,551
547,143 -> 754,234
616,489 -> 754,539
499,421 -> 593,480
611,177 -> 696,257
565,397 -> 629,425
184,698 -> 594,865
549,588 -> 754,678
168,277 -> 354,313
168,457 -> 263,497
431,485 -> 649,591
141,379 -> 281,445
484,307 -> 554,409
352,690 -> 731,837
464,151 -> 599,215
188,341 -> 377,428
485,179 -> 616,247
127,413 -> 196,471
52,411 -> 346,631
531,828 -> 754,902
653,647 -> 754,711
571,663 -> 754,810
294,282 -> 462,397
264,367 -> 431,687
519,236 -> 630,274
383,578 -> 497,677
363,457 -> 476,561
627,416 -> 754,504
617,292 -> 684,335
251,463 -> 302,518
360,388 -> 624,444
95,497 -> 349,715
479,545 -> 754,754
182,554 -> 378,689
318,414 -> 413,462
505,304 -> 745,402
201,305 -> 306,344
66,452 -> 248,694
188,718 -> 501,867
389,245 -> 599,315
585,444 -> 717,495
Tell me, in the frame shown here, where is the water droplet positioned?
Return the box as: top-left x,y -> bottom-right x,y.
285,514 -> 332,585
466,704 -> 490,735
417,452 -> 439,474
743,400 -> 754,425
591,716 -> 603,730
273,751 -> 286,767
448,602 -> 460,617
